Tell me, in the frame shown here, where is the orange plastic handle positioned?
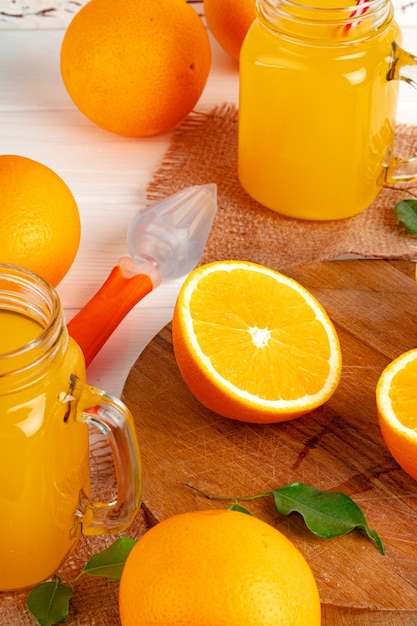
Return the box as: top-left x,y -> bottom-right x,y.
67,264 -> 154,367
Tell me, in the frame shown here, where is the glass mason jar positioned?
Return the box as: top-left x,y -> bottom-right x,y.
0,263 -> 141,591
238,0 -> 417,220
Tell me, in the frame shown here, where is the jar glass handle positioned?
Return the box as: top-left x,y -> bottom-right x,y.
77,382 -> 142,535
383,42 -> 417,184
388,42 -> 417,89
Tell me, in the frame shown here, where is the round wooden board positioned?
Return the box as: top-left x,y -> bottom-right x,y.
122,260 -> 417,623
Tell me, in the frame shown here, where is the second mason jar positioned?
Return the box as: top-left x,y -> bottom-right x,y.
0,263 -> 141,591
238,0 -> 417,221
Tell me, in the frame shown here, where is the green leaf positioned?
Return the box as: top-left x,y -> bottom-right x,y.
26,581 -> 74,626
394,199 -> 417,233
82,536 -> 137,580
272,482 -> 384,555
228,503 -> 253,515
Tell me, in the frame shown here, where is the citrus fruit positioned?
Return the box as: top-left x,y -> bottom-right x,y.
376,348 -> 417,482
119,509 -> 321,626
172,260 -> 342,423
60,0 -> 211,138
203,0 -> 256,61
0,155 -> 80,287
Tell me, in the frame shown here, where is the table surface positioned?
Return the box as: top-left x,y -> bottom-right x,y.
2,2 -> 417,399
2,3 -> 417,625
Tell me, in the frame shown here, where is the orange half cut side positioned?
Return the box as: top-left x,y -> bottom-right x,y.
376,348 -> 417,482
172,260 -> 342,423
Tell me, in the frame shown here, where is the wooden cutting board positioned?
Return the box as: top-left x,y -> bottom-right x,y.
122,259 -> 417,625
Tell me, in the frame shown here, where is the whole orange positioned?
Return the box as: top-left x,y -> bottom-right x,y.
60,0 -> 212,137
0,155 -> 80,287
119,509 -> 321,625
203,0 -> 256,61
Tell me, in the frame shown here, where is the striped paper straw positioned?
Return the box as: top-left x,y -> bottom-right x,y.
344,0 -> 370,32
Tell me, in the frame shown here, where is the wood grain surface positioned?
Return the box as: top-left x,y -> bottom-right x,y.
122,259 -> 417,625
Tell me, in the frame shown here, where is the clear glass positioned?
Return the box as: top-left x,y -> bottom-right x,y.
0,264 -> 141,590
238,0 -> 417,220
127,184 -> 218,281
67,184 -> 218,367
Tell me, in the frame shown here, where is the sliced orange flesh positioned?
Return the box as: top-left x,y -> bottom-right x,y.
376,349 -> 417,482
377,351 -> 417,430
385,361 -> 417,429
172,261 -> 342,423
190,268 -> 334,400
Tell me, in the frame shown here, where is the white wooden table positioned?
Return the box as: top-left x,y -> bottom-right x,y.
1,1 -> 417,399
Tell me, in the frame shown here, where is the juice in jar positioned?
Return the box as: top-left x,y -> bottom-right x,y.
238,0 -> 401,220
0,309 -> 89,590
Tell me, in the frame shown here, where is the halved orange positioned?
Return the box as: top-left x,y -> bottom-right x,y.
172,260 -> 342,423
376,349 -> 417,482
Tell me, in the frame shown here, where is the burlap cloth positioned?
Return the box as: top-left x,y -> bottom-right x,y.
3,104 -> 417,625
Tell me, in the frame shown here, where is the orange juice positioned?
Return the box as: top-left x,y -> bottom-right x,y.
0,310 -> 43,351
238,0 -> 401,220
0,263 -> 142,591
0,309 -> 89,590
